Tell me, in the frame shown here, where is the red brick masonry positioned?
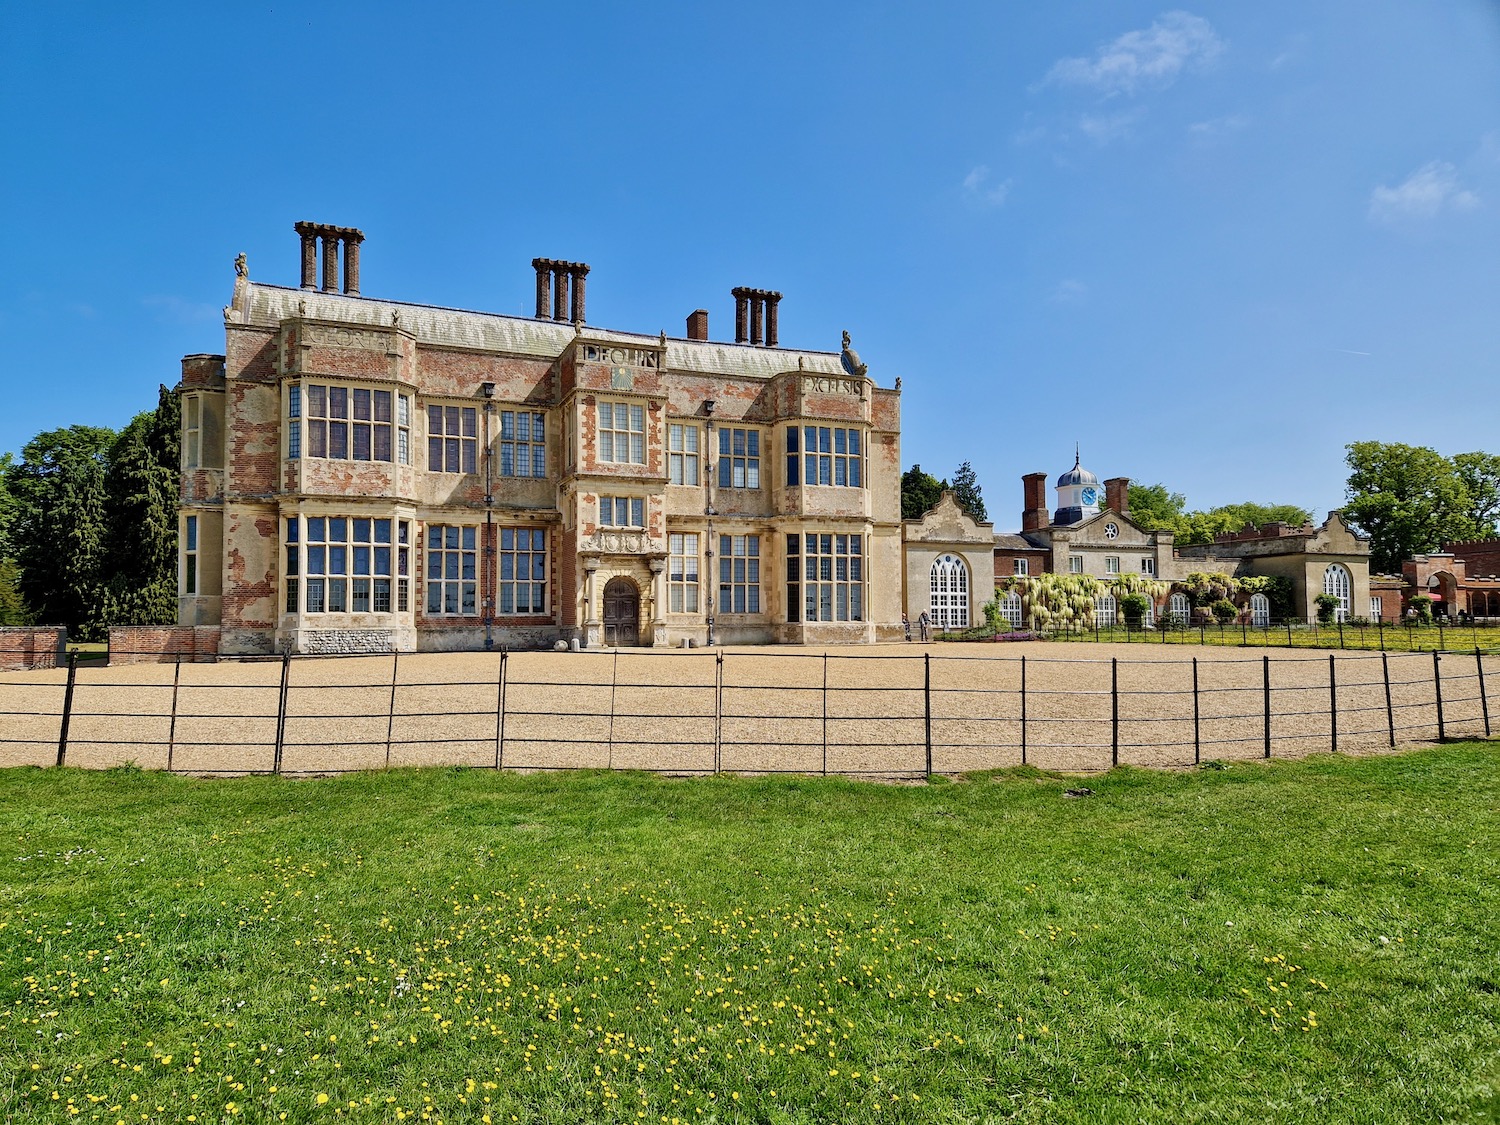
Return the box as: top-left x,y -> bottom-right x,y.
107,626 -> 223,664
0,627 -> 67,671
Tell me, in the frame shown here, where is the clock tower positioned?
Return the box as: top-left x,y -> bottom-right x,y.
1053,448 -> 1100,526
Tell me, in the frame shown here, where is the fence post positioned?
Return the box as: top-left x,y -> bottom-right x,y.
385,651 -> 400,770
713,651 -> 723,774
1329,653 -> 1338,754
166,655 -> 182,773
1382,651 -> 1395,748
1286,620 -> 1293,648
607,650 -> 618,770
923,652 -> 933,780
1192,657 -> 1201,765
273,651 -> 291,775
822,652 -> 829,777
55,651 -> 79,768
1020,654 -> 1027,767
1242,620 -> 1247,647
1434,651 -> 1446,742
1338,621 -> 1345,650
1262,655 -> 1272,759
1110,657 -> 1119,769
1438,621 -> 1445,651
1477,646 -> 1491,739
494,651 -> 507,771
1378,619 -> 1385,651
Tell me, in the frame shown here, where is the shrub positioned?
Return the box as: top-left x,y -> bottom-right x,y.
1315,593 -> 1341,625
1409,595 -> 1434,625
1119,592 -> 1150,629
1211,598 -> 1238,623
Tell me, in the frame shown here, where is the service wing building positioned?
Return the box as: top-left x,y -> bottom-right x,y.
179,224 -> 903,655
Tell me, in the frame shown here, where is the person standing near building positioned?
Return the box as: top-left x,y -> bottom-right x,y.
918,610 -> 930,642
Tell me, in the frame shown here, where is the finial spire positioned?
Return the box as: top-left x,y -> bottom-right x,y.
1074,441 -> 1080,466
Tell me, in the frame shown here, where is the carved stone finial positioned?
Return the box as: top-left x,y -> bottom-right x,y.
894,377 -> 902,392
298,299 -> 307,317
798,356 -> 805,370
234,252 -> 247,278
391,310 -> 400,326
840,330 -> 868,378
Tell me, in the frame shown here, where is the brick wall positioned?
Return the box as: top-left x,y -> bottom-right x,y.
107,626 -> 222,664
0,627 -> 67,671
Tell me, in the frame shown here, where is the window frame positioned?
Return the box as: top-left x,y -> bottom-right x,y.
791,532 -> 865,623
716,427 -> 761,490
290,515 -> 402,616
425,523 -> 479,617
427,403 -> 479,475
668,423 -> 700,486
1068,555 -> 1084,574
499,409 -> 546,479
1013,558 -> 1029,576
718,534 -> 761,614
183,515 -> 198,595
799,426 -> 863,488
497,526 -> 548,615
183,396 -> 201,470
600,496 -> 646,529
668,533 -> 700,613
929,554 -> 969,630
1105,556 -> 1121,574
297,382 -> 410,465
598,400 -> 647,466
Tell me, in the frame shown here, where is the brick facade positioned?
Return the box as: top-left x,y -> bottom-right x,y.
0,627 -> 67,671
107,626 -> 222,664
179,224 -> 903,654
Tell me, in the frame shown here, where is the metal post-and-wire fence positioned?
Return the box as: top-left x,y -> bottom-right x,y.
3,645 -> 1496,778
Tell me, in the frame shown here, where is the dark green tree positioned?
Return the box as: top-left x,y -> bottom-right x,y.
0,558 -> 27,625
6,426 -> 115,638
950,461 -> 988,523
1452,451 -> 1500,538
900,464 -> 946,521
102,385 -> 181,626
1344,441 -> 1475,572
1128,483 -> 1187,530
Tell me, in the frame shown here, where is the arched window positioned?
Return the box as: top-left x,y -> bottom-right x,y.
1095,594 -> 1117,627
1323,564 -> 1351,622
1141,596 -> 1155,628
929,554 -> 969,630
1169,592 -> 1191,624
1249,592 -> 1270,627
1000,590 -> 1023,629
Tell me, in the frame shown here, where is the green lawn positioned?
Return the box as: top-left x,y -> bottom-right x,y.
3,751 -> 1498,1123
953,621 -> 1500,653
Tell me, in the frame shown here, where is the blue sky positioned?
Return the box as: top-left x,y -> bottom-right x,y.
2,2 -> 1497,529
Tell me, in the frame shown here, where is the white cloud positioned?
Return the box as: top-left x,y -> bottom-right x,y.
1078,108 -> 1145,144
1050,279 -> 1088,304
962,165 -> 1012,206
1368,161 -> 1480,223
1044,11 -> 1224,97
1188,113 -> 1249,138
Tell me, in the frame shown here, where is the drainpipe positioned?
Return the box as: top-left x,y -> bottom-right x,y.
703,399 -> 717,647
481,382 -> 496,651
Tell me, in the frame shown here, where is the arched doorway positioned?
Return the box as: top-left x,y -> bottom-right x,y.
1323,564 -> 1352,622
602,577 -> 641,646
929,555 -> 969,630
1250,593 -> 1271,627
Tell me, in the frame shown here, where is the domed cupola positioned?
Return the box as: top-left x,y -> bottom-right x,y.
1053,447 -> 1101,526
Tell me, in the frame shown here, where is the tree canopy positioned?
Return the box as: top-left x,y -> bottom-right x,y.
950,461 -> 988,523
900,464 -> 946,521
1127,482 -> 1312,546
1343,441 -> 1485,572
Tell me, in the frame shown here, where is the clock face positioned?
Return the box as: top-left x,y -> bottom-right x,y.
1104,522 -> 1119,539
1080,486 -> 1098,507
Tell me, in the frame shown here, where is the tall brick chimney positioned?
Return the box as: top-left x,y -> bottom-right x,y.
1104,476 -> 1130,517
294,222 -> 364,294
730,287 -> 782,346
1021,472 -> 1049,532
531,259 -> 590,323
686,309 -> 709,341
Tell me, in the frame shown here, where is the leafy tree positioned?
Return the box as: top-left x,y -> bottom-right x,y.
0,452 -> 15,561
102,385 -> 181,626
1452,451 -> 1500,538
900,464 -> 946,521
1127,483 -> 1187,530
1343,442 -> 1474,572
6,426 -> 115,638
1129,483 -> 1311,546
0,557 -> 27,625
950,461 -> 988,523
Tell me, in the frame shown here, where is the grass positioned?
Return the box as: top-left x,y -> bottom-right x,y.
947,621 -> 1500,653
2,750 -> 1498,1123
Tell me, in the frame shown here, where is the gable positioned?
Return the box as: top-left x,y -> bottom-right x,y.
904,490 -> 994,545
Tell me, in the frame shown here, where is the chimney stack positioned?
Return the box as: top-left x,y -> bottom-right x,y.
1021,472 -> 1049,532
531,259 -> 590,323
686,309 -> 709,341
730,287 -> 782,346
1104,477 -> 1130,517
294,222 -> 364,295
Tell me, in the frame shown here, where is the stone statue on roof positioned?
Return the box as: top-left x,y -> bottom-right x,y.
234,252 -> 247,278
840,330 -> 868,378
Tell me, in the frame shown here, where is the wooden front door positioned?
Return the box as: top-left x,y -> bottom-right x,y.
602,577 -> 640,647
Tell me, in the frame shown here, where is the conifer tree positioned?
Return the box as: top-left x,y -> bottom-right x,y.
950,461 -> 988,523
103,385 -> 181,625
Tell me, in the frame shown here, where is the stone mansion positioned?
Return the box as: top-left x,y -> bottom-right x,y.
179,223 -> 903,654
